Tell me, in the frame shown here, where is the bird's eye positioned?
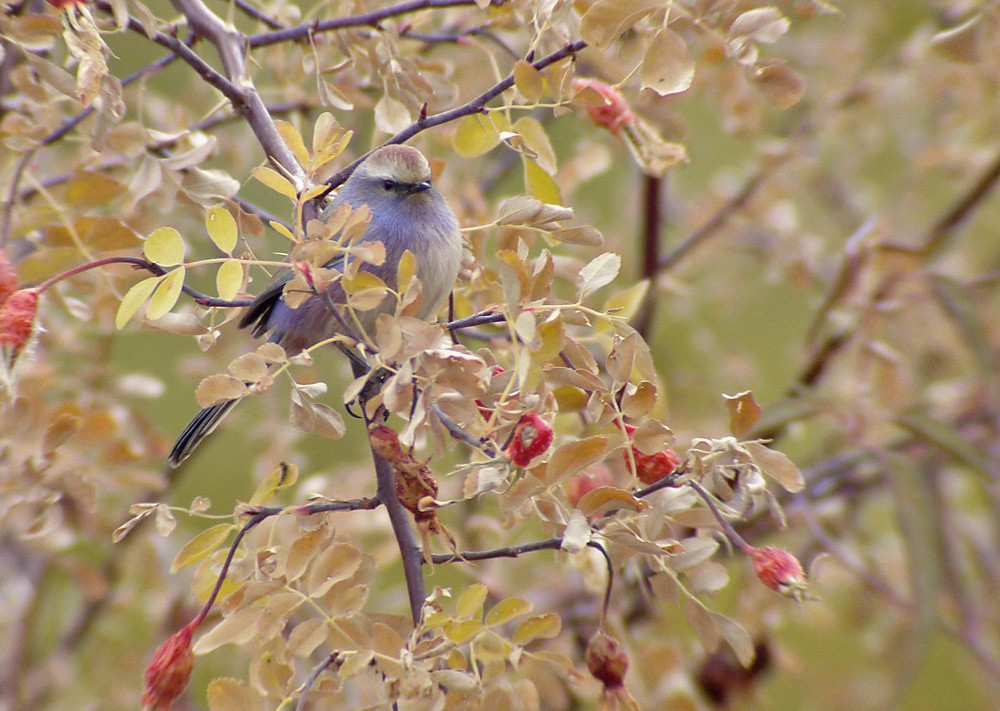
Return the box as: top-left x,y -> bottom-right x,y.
382,179 -> 395,191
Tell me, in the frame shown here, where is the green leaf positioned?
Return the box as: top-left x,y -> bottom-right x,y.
170,523 -> 235,572
143,226 -> 185,266
115,276 -> 160,329
145,269 -> 185,320
456,583 -> 488,620
216,259 -> 243,300
206,206 -> 238,253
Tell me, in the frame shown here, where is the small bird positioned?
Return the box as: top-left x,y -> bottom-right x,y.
169,145 -> 463,467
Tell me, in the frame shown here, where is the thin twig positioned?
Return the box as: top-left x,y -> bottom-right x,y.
923,147 -> 1000,260
658,165 -> 773,272
295,654 -> 337,711
320,40 -> 587,194
233,0 -> 284,30
248,0 -> 498,48
430,536 -> 563,563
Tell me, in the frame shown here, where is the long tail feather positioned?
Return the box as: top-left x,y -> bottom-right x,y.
168,398 -> 241,467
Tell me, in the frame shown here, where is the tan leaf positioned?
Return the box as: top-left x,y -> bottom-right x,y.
195,373 -> 247,408
724,390 -> 762,437
546,436 -> 610,485
753,63 -> 805,108
745,442 -> 804,492
641,29 -> 695,96
580,0 -> 664,48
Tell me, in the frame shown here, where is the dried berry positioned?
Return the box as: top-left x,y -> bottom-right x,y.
586,630 -> 629,689
572,79 -> 635,135
506,412 -> 553,467
566,465 -> 615,508
621,424 -> 681,485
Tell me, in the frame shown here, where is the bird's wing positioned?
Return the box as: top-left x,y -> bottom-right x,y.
238,253 -> 350,339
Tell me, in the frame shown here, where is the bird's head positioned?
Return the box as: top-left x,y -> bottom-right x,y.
349,145 -> 435,203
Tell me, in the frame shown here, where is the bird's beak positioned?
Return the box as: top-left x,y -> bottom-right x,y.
406,181 -> 432,195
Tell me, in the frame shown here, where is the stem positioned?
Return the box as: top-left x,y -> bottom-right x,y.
352,359 -> 427,624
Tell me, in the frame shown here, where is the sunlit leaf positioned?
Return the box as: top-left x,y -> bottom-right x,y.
513,60 -> 544,103
115,276 -> 160,329
252,166 -> 298,200
546,436 -> 610,485
580,0 -> 663,48
485,597 -> 533,627
523,159 -> 561,205
512,613 -> 561,646
216,259 -> 243,300
274,118 -> 310,167
143,226 -> 184,266
206,206 -> 238,253
145,268 -> 185,320
170,523 -> 235,572
456,583 -> 488,620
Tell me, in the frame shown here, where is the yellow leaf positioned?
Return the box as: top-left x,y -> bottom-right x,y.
523,160 -> 561,205
143,226 -> 185,266
485,597 -> 533,627
452,114 -> 502,157
145,268 -> 185,320
206,206 -> 238,253
275,119 -> 310,167
269,220 -> 297,242
216,259 -> 243,300
252,166 -> 298,200
513,60 -> 544,103
170,523 -> 235,572
249,462 -> 300,505
115,276 -> 160,329
512,613 -> 561,646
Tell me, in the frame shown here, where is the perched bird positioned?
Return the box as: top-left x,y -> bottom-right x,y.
169,145 -> 463,466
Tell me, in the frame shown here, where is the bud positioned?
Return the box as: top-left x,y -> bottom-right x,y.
748,546 -> 808,599
0,288 -> 40,369
621,424 -> 681,485
506,412 -> 553,467
142,621 -> 195,710
572,77 -> 687,177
